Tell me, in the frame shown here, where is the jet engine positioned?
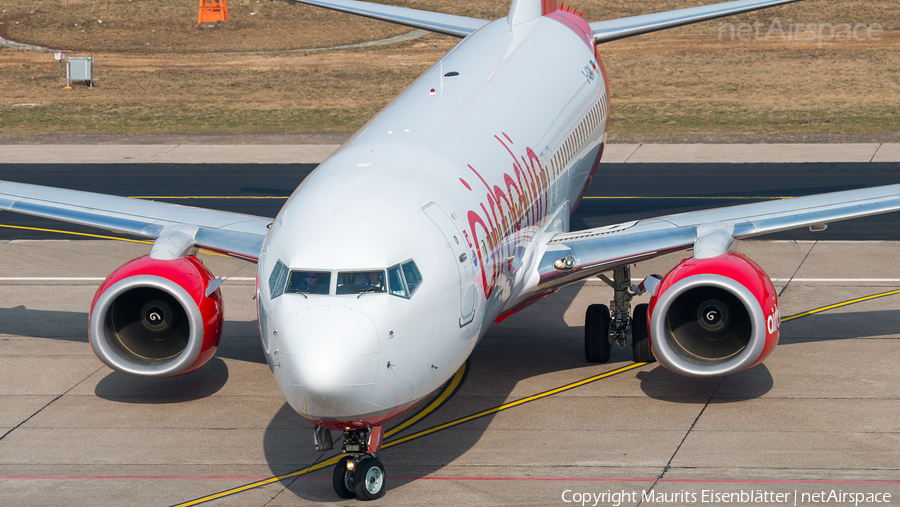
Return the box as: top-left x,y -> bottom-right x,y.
647,252 -> 779,377
89,255 -> 224,377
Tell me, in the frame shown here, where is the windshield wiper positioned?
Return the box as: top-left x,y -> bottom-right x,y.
358,287 -> 377,298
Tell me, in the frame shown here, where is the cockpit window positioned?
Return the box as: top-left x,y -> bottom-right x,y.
286,271 -> 331,295
387,265 -> 408,298
269,260 -> 289,299
387,260 -> 423,299
337,271 -> 386,295
401,261 -> 422,295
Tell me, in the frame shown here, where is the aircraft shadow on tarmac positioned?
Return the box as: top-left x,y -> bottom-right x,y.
0,305 -> 266,403
781,310 -> 900,344
94,358 -> 231,403
0,291 -> 893,500
90,326 -> 267,402
259,286 -> 777,502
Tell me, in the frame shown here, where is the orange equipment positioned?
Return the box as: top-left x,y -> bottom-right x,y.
197,0 -> 228,23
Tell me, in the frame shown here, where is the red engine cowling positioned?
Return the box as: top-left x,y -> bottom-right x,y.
89,255 -> 224,377
647,252 -> 779,377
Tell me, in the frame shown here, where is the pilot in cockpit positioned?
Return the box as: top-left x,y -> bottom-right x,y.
289,272 -> 323,293
360,272 -> 383,289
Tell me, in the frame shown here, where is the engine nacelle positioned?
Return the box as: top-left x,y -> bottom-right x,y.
648,252 -> 779,377
89,255 -> 224,377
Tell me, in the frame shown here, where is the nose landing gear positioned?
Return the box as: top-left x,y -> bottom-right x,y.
329,427 -> 387,500
332,454 -> 386,500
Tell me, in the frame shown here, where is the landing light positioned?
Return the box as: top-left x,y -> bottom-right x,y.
346,460 -> 355,471
554,256 -> 576,271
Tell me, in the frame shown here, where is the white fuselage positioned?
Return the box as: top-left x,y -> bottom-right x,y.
257,10 -> 609,429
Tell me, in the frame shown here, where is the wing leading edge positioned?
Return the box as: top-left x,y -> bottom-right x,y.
0,181 -> 270,261
287,0 -> 488,38
286,0 -> 802,43
590,0 -> 803,44
536,184 -> 900,292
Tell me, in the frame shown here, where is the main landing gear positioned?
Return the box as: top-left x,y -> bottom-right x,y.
330,427 -> 386,501
584,265 -> 656,364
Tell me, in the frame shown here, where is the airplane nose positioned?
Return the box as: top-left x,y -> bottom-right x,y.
277,306 -> 380,419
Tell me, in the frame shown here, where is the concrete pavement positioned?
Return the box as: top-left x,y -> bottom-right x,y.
2,143 -> 899,164
1,239 -> 899,506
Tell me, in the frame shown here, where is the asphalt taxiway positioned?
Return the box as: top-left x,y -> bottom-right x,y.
1,146 -> 899,506
2,159 -> 900,240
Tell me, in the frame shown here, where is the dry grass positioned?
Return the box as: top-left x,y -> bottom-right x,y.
0,39 -> 446,133
1,0 -> 898,140
1,0 -> 413,53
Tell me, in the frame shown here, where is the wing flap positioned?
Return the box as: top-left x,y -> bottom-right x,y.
590,0 -> 802,44
0,181 -> 270,261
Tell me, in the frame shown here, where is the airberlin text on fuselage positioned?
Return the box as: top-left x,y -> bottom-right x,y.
460,132 -> 552,298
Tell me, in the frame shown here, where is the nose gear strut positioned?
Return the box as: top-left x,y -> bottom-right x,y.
325,426 -> 388,500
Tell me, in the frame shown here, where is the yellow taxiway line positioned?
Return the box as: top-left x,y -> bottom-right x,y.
782,289 -> 900,322
0,224 -> 154,244
172,362 -> 645,506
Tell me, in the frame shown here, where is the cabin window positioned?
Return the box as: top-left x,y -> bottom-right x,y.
286,271 -> 331,295
337,270 -> 386,295
269,260 -> 289,299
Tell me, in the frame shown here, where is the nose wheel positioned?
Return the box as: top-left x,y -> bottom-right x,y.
332,456 -> 357,499
332,454 -> 386,500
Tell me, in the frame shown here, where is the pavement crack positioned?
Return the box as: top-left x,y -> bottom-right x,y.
778,240 -> 817,298
870,143 -> 883,163
636,376 -> 725,506
0,365 -> 103,442
150,145 -> 180,163
260,477 -> 295,507
623,144 -> 642,163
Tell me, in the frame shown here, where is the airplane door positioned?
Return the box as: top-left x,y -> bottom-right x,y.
423,202 -> 476,327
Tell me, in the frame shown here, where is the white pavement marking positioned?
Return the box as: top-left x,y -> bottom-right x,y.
754,279 -> 900,283
1,277 -> 891,283
582,278 -> 900,285
3,144 -> 899,164
0,277 -> 255,281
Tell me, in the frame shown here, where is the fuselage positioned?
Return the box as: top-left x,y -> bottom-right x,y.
257,9 -> 610,430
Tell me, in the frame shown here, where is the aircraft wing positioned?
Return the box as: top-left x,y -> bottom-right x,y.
590,0 -> 802,44
0,181 -> 270,261
536,184 -> 900,291
288,0 -> 489,38
290,0 -> 802,42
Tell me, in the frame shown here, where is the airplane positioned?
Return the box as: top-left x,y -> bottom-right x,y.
1,0 -> 898,500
